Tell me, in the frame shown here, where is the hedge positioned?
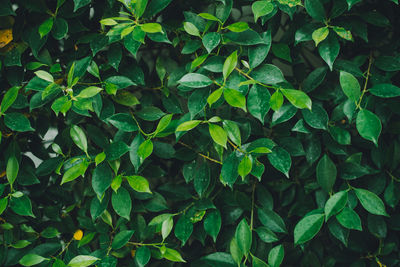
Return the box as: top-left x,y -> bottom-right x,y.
0,0 -> 400,266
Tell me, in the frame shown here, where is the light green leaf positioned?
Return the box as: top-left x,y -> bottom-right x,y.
126,175 -> 152,193
209,123 -> 228,148
76,86 -> 103,98
176,120 -> 202,131
223,50 -> 238,81
68,255 -> 100,267
238,155 -> 252,179
141,23 -> 163,33
39,17 -> 54,38
61,160 -> 89,185
312,27 -> 329,46
34,70 -> 54,83
223,88 -> 246,111
281,89 -> 312,110
19,254 -> 46,266
183,22 -> 200,37
225,22 -> 249,32
252,1 -> 274,22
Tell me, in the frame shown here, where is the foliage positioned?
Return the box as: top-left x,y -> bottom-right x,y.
0,0 -> 400,266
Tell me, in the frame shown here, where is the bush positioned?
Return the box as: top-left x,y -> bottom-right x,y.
1,0 -> 400,266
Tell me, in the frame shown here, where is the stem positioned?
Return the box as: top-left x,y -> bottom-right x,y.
227,139 -> 246,154
250,182 -> 256,231
177,141 -> 222,165
356,53 -> 373,109
234,67 -> 276,89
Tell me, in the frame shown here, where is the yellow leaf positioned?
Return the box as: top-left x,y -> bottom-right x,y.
73,229 -> 83,240
0,29 -> 13,48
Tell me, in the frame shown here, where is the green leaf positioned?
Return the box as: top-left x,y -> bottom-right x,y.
281,89 -> 312,110
10,195 -> 35,217
126,175 -> 152,193
183,22 -> 200,37
312,27 -> 329,46
204,210 -> 221,242
107,113 -> 138,132
39,17 -> 54,38
194,161 -> 210,197
258,208 -> 287,233
339,71 -> 360,102
304,0 -> 325,21
247,84 -> 271,123
301,104 -> 328,130
221,151 -> 240,187
252,255 -> 269,267
0,86 -> 20,115
112,187 -> 132,220
268,244 -> 284,267
255,226 -> 278,243
209,123 -> 228,148
174,215 -> 193,245
324,190 -> 348,221
354,188 -> 388,216
316,154 -> 337,193
178,73 -> 212,88
271,43 -> 291,62
6,155 -> 18,186
356,109 -> 382,146
68,255 -> 99,267
92,162 -> 112,198
294,213 -> 324,245
369,83 -> 400,98
223,120 -> 241,146
318,32 -> 340,70
19,254 -> 46,266
73,0 -> 90,11
267,147 -> 291,177
336,207 -> 362,230
223,50 -> 238,81
202,32 -> 221,54
4,113 -> 34,132
61,160 -> 89,185
223,88 -> 246,111
252,64 -> 285,85
70,125 -> 88,153
252,1 -> 274,22
235,219 -> 252,255
135,246 -> 151,267
346,0 -> 362,10
112,230 -> 134,249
